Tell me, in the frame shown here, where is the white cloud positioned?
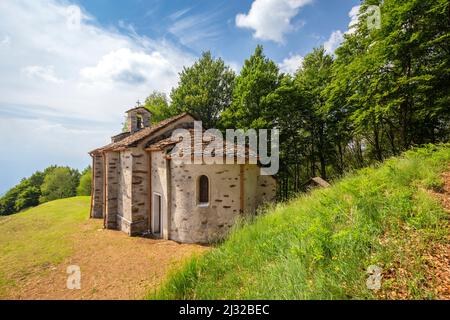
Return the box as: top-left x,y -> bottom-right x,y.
22,65 -> 63,84
279,54 -> 304,74
322,5 -> 362,55
0,0 -> 194,120
168,12 -> 222,47
80,48 -> 179,91
168,8 -> 192,21
324,30 -> 344,55
1,35 -> 11,47
0,0 -> 195,193
236,0 -> 313,43
226,61 -> 242,74
348,5 -> 361,34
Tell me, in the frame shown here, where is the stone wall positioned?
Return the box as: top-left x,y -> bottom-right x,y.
101,147 -> 277,242
169,163 -> 243,243
91,155 -> 104,219
150,150 -> 169,238
168,163 -> 277,244
96,112 -> 277,242
112,149 -> 151,236
130,148 -> 149,235
256,175 -> 277,204
116,151 -> 133,234
127,110 -> 151,133
105,152 -> 120,229
243,165 -> 259,214
101,114 -> 195,236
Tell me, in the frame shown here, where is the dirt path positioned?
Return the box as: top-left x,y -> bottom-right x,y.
427,169 -> 450,300
8,219 -> 208,300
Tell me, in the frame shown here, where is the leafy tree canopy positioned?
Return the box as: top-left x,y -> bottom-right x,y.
171,51 -> 235,128
40,167 -> 80,204
144,91 -> 177,124
221,45 -> 281,130
77,166 -> 92,196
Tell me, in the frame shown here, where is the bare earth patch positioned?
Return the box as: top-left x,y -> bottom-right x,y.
426,170 -> 450,300
6,219 -> 208,300
377,168 -> 450,300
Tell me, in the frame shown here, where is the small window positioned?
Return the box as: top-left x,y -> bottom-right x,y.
136,114 -> 143,129
198,175 -> 209,204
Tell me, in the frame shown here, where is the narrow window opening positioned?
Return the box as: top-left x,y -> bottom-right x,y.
136,114 -> 143,130
153,193 -> 162,234
198,175 -> 209,204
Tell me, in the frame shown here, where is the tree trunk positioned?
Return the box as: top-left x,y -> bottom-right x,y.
400,53 -> 412,149
373,123 -> 383,161
357,139 -> 364,167
318,122 -> 327,180
388,125 -> 397,156
319,156 -> 326,180
338,141 -> 344,174
310,142 -> 316,178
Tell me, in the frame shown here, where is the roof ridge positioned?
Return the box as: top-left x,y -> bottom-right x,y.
89,112 -> 194,155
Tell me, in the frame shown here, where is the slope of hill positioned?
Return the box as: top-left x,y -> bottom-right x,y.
0,197 -> 90,297
152,145 -> 450,300
0,197 -> 206,299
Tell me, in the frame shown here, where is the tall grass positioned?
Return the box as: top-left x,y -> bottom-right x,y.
151,144 -> 450,300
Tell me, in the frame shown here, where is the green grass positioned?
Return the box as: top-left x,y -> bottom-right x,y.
0,196 -> 90,297
151,144 -> 450,300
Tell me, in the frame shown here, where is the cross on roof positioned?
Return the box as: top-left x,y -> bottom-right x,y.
136,100 -> 141,107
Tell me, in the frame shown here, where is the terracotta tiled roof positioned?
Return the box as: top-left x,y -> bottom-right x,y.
146,138 -> 179,151
111,131 -> 131,142
89,112 -> 194,155
88,142 -> 115,156
147,129 -> 258,161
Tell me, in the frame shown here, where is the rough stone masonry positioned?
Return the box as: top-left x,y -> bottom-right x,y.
89,107 -> 276,243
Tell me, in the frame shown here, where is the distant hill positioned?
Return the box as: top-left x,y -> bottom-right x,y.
152,144 -> 450,300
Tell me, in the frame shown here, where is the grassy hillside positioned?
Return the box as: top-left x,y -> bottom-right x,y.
0,197 -> 90,296
0,196 -> 207,300
152,145 -> 450,300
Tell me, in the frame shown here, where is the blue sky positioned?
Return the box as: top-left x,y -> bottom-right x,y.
74,0 -> 358,64
0,0 -> 360,194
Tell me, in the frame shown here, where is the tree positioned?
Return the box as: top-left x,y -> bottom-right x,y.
171,51 -> 235,128
40,167 -> 80,203
295,47 -> 334,179
144,91 -> 177,124
262,75 -> 309,198
221,45 -> 281,130
0,166 -> 85,215
377,0 -> 450,147
327,0 -> 450,167
14,185 -> 40,212
0,170 -> 46,215
77,166 -> 92,196
326,4 -> 388,163
0,186 -> 21,215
